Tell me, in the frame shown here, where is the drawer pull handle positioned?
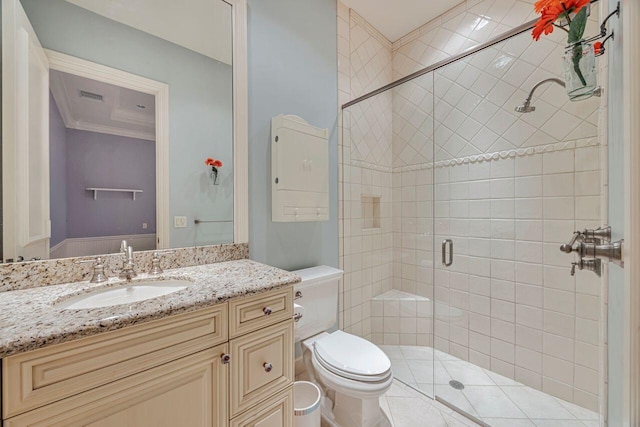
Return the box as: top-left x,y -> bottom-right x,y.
264,362 -> 273,373
221,354 -> 231,364
295,290 -> 303,300
263,307 -> 273,315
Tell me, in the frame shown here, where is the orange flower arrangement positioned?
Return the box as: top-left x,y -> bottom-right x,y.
205,157 -> 223,185
205,157 -> 223,168
532,0 -> 591,87
532,0 -> 589,41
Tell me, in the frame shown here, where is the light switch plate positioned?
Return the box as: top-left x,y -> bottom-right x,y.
174,216 -> 187,228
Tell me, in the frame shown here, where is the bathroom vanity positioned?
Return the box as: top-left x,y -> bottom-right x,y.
0,259 -> 298,427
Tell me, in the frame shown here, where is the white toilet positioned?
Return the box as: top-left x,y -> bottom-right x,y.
293,266 -> 393,427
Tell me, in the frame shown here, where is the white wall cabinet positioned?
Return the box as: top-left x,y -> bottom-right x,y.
2,286 -> 294,427
271,115 -> 329,222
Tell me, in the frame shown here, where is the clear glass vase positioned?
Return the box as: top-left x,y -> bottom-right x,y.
563,41 -> 597,101
209,167 -> 220,185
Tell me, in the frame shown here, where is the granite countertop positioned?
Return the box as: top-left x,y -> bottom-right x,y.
0,259 -> 300,358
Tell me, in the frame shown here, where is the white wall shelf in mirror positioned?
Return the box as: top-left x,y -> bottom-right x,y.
86,188 -> 143,201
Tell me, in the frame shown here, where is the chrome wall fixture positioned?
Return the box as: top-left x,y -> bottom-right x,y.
560,226 -> 624,276
515,78 -> 567,113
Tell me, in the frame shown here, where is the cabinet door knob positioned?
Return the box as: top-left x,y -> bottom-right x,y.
263,307 -> 273,315
221,354 -> 231,364
264,362 -> 273,373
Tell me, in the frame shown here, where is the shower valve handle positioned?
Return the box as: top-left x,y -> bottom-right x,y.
560,231 -> 583,253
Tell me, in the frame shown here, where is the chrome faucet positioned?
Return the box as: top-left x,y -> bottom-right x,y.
119,240 -> 137,280
560,226 -> 624,276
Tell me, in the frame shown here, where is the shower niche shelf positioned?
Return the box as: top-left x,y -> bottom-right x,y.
362,195 -> 381,230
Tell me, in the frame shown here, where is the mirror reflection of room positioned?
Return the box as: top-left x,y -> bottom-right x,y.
49,71 -> 157,259
2,0 -> 235,262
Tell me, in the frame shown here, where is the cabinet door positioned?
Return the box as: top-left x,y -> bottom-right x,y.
305,134 -> 328,194
3,304 -> 227,418
4,345 -> 229,427
230,387 -> 293,427
275,128 -> 308,192
230,321 -> 294,416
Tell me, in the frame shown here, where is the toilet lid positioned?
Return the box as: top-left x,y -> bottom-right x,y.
313,331 -> 391,382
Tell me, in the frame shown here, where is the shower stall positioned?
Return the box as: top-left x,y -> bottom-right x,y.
340,8 -> 603,426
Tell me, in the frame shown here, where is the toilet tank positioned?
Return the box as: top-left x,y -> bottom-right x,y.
292,266 -> 343,342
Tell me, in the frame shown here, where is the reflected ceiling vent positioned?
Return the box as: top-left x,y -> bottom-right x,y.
79,90 -> 104,102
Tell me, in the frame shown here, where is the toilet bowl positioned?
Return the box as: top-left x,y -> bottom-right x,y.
293,266 -> 393,427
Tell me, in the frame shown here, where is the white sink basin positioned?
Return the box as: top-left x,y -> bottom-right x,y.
58,279 -> 191,310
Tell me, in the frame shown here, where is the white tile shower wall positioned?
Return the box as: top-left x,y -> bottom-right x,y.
339,0 -> 603,412
338,4 -> 394,338
392,0 -> 538,81
430,145 -> 602,411
387,4 -> 602,412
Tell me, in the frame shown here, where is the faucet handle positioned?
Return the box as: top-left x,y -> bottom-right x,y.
74,257 -> 108,283
120,240 -> 129,254
149,252 -> 163,275
560,231 -> 583,253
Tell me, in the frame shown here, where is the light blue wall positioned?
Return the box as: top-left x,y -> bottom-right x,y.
606,0 -> 624,423
21,0 -> 234,249
247,0 -> 339,271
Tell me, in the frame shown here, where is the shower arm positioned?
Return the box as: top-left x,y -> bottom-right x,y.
522,78 -> 566,106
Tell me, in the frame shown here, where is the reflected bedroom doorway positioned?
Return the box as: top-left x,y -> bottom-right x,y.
49,69 -> 158,259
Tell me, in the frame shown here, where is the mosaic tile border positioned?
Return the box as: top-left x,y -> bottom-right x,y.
349,137 -> 600,173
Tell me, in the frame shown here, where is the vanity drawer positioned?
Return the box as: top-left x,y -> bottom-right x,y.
230,320 -> 294,417
230,386 -> 293,427
2,304 -> 228,419
229,287 -> 293,338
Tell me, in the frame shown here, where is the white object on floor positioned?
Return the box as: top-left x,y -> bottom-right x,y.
294,381 -> 322,427
292,266 -> 393,427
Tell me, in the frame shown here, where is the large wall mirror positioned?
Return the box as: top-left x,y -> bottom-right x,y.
1,0 -> 248,262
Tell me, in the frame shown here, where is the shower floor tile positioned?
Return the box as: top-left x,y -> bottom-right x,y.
379,345 -> 600,426
380,380 -> 480,427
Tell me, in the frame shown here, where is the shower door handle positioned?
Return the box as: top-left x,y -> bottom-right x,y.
442,239 -> 453,267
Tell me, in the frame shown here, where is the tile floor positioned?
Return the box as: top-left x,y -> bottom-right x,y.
380,380 -> 480,426
380,345 -> 601,427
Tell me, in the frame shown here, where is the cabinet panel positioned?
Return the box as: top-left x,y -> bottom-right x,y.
229,287 -> 293,338
230,321 -> 294,416
4,345 -> 228,427
305,136 -> 328,194
275,128 -> 308,192
3,304 -> 227,418
230,386 -> 293,427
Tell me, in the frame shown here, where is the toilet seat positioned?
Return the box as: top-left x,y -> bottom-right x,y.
313,330 -> 392,382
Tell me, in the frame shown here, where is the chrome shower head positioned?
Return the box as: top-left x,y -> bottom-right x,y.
514,103 -> 536,113
515,78 -> 566,114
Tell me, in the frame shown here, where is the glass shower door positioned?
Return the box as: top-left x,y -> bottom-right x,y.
389,71 -> 436,398
432,23 -> 603,425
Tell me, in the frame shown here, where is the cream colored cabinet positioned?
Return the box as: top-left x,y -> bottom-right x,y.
4,345 -> 229,427
230,388 -> 294,427
271,115 -> 330,222
1,286 -> 295,427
